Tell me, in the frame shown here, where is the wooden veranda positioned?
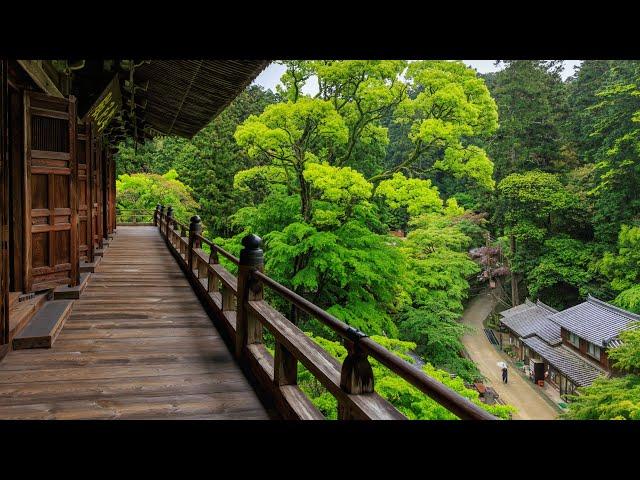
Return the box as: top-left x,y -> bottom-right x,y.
0,226 -> 269,419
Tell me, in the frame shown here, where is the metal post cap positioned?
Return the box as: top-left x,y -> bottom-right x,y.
241,233 -> 262,250
190,215 -> 201,224
159,205 -> 165,211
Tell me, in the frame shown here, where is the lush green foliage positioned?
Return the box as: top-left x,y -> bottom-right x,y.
115,169 -> 198,224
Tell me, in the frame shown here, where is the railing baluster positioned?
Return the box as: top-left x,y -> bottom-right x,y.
274,341 -> 298,386
235,234 -> 264,358
208,249 -> 219,293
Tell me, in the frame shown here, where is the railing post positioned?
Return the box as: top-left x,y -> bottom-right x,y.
235,234 -> 264,359
339,327 -> 374,420
188,215 -> 202,274
158,205 -> 165,236
166,206 -> 174,240
154,203 -> 161,226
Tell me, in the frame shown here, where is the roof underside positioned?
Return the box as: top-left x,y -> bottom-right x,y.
134,60 -> 270,138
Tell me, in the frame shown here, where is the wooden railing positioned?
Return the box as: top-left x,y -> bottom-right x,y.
154,204 -> 496,420
116,209 -> 155,225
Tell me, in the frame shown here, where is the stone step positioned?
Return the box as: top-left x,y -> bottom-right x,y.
53,272 -> 90,300
8,293 -> 49,341
13,300 -> 74,349
80,256 -> 102,273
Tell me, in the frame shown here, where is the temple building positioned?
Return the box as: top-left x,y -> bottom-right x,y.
499,295 -> 639,397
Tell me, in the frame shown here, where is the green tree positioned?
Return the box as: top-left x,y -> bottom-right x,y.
115,169 -> 198,224
485,60 -> 569,181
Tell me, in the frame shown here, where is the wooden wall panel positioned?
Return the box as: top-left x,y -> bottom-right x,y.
23,91 -> 78,292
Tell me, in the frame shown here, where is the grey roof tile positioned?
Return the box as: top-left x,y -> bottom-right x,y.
547,295 -> 640,347
499,300 -> 562,345
522,335 -> 607,387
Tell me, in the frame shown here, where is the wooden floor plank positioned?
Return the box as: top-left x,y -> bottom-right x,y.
0,226 -> 270,420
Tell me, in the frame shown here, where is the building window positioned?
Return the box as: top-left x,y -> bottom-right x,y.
569,332 -> 580,348
587,342 -> 601,360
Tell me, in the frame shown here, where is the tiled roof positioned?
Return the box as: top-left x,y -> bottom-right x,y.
499,300 -> 562,345
522,336 -> 607,387
500,299 -> 536,318
547,295 -> 640,347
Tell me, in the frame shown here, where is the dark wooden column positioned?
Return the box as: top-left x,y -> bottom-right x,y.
165,206 -> 174,240
187,215 -> 201,273
0,59 -> 8,352
235,234 -> 264,359
339,327 -> 374,420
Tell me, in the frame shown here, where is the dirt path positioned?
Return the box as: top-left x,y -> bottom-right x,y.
461,291 -> 558,420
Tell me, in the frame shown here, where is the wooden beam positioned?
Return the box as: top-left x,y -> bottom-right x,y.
17,61 -> 63,98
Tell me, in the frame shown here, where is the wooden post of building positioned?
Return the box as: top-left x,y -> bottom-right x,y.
339,327 -> 374,420
153,203 -> 161,226
165,206 -> 173,241
188,215 -> 202,274
510,234 -> 519,306
235,234 -> 264,359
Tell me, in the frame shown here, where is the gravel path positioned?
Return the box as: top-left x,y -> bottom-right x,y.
460,291 -> 558,420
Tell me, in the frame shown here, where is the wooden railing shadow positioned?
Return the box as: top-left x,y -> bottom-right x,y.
146,204 -> 495,420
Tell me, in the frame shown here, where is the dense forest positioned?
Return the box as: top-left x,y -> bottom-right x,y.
116,60 -> 640,419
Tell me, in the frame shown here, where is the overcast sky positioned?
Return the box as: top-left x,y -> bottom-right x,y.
253,60 -> 583,94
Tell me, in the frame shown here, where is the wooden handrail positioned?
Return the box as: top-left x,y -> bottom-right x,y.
252,269 -> 494,420
153,206 -> 497,420
196,234 -> 240,265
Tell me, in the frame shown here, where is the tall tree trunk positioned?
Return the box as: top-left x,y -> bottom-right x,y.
510,234 -> 520,306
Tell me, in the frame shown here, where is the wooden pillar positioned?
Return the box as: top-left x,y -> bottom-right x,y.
339,327 -> 374,419
235,233 -> 264,359
0,59 -> 8,350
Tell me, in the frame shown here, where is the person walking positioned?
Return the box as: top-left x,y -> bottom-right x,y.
502,366 -> 508,384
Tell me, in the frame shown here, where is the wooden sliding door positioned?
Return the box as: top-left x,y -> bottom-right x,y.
91,132 -> 103,248
23,91 -> 78,292
77,121 -> 92,262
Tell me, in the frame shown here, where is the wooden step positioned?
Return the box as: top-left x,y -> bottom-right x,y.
53,272 -> 90,300
12,300 -> 74,349
8,292 -> 21,310
80,256 -> 102,273
8,293 -> 49,342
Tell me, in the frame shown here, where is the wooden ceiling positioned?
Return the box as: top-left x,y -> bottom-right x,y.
28,59 -> 271,143
134,60 -> 270,138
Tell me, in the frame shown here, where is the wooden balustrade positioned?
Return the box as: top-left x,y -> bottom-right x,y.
153,205 -> 496,421
116,209 -> 155,225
